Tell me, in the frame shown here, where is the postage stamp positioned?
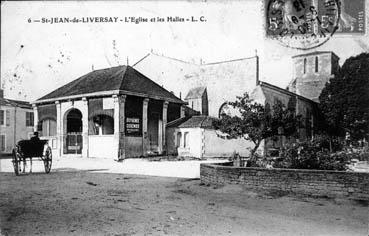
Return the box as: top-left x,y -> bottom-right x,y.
335,0 -> 366,34
265,0 -> 341,50
265,0 -> 366,50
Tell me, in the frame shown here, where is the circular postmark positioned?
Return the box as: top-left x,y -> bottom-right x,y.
266,0 -> 341,50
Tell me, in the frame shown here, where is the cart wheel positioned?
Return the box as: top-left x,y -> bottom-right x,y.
12,148 -> 20,176
44,147 -> 52,173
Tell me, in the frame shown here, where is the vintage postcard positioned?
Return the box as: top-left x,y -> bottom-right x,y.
1,0 -> 368,235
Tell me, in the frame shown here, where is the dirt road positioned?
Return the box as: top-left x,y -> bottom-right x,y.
0,170 -> 367,236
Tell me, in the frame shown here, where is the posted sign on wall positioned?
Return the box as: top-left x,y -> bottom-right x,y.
126,117 -> 141,136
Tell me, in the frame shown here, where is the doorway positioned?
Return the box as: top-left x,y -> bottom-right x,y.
65,108 -> 83,154
148,112 -> 160,154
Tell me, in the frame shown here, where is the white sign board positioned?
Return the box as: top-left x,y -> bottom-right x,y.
103,97 -> 114,110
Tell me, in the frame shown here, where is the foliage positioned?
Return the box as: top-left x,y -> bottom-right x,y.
273,140 -> 351,171
319,53 -> 369,140
343,146 -> 369,162
214,92 -> 302,160
309,134 -> 343,152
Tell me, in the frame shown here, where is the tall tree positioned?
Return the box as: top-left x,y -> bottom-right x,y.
319,53 -> 369,141
214,93 -> 302,162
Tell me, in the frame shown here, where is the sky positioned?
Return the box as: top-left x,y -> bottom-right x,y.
1,0 -> 368,102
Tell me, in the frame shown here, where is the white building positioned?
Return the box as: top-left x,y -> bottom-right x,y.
0,89 -> 34,154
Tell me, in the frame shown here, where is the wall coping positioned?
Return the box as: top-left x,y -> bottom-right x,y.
201,162 -> 369,176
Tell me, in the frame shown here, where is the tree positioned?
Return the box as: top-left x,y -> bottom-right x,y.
214,92 -> 302,163
319,53 -> 369,141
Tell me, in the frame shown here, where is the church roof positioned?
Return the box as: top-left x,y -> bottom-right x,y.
36,65 -> 184,104
259,81 -> 317,104
132,52 -> 258,117
184,87 -> 206,100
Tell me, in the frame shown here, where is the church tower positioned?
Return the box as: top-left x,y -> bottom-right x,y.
288,51 -> 340,102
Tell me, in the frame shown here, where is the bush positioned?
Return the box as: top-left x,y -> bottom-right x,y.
312,134 -> 343,152
358,147 -> 369,161
273,141 -> 351,171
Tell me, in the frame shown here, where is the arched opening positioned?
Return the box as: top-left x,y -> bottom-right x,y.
65,108 -> 83,154
219,102 -> 231,118
67,109 -> 82,133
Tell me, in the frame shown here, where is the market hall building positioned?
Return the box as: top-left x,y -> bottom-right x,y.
32,65 -> 185,159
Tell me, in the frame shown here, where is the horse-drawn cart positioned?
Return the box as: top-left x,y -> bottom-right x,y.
12,139 -> 52,175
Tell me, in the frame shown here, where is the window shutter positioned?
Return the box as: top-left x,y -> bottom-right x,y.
6,110 -> 10,126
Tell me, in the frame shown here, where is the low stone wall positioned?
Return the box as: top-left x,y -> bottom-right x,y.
200,162 -> 369,200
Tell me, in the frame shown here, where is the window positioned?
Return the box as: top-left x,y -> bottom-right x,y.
89,115 -> 114,135
184,132 -> 189,148
26,112 -> 34,127
303,58 -> 307,74
176,132 -> 182,147
315,56 -> 319,72
41,119 -> 56,136
0,110 -> 4,125
0,135 -> 5,152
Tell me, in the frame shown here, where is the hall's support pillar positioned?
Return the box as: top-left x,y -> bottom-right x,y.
161,101 -> 169,155
114,95 -> 126,160
81,97 -> 89,158
32,104 -> 38,132
142,98 -> 149,157
55,101 -> 62,158
180,105 -> 185,118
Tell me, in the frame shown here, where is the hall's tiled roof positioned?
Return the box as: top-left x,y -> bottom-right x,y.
37,65 -> 184,104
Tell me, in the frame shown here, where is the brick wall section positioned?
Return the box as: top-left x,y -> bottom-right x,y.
200,163 -> 369,200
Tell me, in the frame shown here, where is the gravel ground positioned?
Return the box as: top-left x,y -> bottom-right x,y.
0,157 -> 228,178
0,169 -> 368,236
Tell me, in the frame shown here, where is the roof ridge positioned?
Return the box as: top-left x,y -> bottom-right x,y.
132,53 -> 151,67
133,51 -> 256,67
150,52 -> 196,65
113,66 -> 127,90
259,81 -> 317,104
166,116 -> 190,127
201,56 -> 257,66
